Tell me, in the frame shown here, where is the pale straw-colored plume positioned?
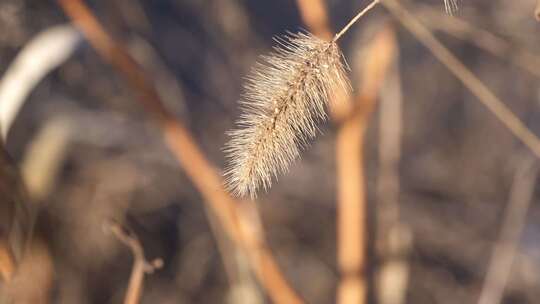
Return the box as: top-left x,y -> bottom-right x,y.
224,0 -> 382,198
224,32 -> 350,198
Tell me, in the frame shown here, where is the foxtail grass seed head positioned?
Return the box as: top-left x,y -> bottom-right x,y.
224,32 -> 350,198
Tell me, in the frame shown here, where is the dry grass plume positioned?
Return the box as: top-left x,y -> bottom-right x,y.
224,32 -> 350,198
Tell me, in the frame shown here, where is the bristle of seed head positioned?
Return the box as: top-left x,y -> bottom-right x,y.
444,0 -> 459,14
223,32 -> 350,199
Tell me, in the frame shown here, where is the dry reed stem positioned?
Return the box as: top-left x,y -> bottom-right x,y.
382,0 -> 540,160
477,158 -> 538,304
295,0 -> 333,41
57,1 -> 303,303
418,7 -> 540,78
294,1 -> 365,301
336,26 -> 397,304
294,2 -> 396,304
106,221 -> 163,304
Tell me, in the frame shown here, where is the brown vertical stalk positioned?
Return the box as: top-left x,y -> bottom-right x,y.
295,2 -> 395,303
336,101 -> 368,304
336,27 -> 397,304
295,0 -> 333,41
57,1 -> 303,303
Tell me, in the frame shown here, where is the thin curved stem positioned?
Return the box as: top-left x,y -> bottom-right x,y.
333,0 -> 380,42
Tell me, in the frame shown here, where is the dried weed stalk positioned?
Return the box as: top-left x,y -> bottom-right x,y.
224,0 -> 381,198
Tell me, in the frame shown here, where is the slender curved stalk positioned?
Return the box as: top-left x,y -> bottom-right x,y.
333,0 -> 380,42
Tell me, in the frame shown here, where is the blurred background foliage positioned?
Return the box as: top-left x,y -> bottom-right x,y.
0,0 -> 539,303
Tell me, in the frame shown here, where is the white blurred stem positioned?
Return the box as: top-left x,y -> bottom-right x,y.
0,25 -> 81,141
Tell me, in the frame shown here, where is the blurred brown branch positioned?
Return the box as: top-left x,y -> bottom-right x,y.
477,158 -> 538,304
336,26 -> 397,304
106,221 -> 163,304
56,1 -> 303,303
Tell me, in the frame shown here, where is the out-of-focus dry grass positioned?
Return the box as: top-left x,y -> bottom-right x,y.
1,0 -> 540,304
